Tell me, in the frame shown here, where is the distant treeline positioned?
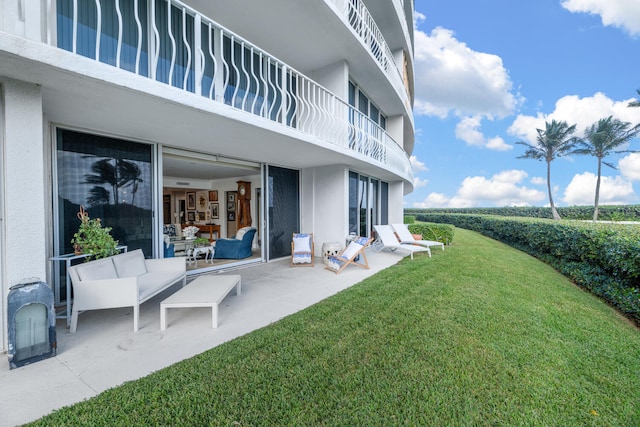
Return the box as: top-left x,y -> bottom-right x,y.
405,205 -> 640,221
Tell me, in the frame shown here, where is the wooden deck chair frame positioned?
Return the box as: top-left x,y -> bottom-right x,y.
325,236 -> 373,274
291,233 -> 314,267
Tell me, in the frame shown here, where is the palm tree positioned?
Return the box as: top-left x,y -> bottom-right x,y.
516,119 -> 579,220
628,89 -> 640,108
572,116 -> 640,221
117,160 -> 143,205
84,159 -> 118,205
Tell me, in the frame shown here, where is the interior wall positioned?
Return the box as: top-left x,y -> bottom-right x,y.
162,175 -> 260,240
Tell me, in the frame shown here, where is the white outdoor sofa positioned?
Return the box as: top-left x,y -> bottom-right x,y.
68,249 -> 186,332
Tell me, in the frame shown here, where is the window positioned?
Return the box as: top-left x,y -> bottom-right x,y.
56,129 -> 154,259
349,172 -> 388,238
348,81 -> 386,129
57,0 -> 149,76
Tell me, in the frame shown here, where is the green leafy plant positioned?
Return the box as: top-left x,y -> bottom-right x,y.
193,237 -> 209,247
71,206 -> 119,260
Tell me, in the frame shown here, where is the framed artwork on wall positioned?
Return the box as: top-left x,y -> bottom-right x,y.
227,211 -> 235,222
209,190 -> 218,202
210,203 -> 219,219
186,192 -> 196,210
187,211 -> 196,222
197,191 -> 208,210
198,211 -> 206,221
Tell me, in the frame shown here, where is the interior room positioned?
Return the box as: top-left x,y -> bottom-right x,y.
162,149 -> 262,271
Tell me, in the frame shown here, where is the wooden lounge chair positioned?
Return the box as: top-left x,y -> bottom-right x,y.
291,233 -> 314,267
325,236 -> 372,274
391,223 -> 445,251
373,225 -> 431,259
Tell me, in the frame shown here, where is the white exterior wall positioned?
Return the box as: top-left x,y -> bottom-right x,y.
1,79 -> 47,351
301,165 -> 349,256
386,115 -> 404,147
310,61 -> 349,103
1,0 -> 44,41
388,181 -> 405,224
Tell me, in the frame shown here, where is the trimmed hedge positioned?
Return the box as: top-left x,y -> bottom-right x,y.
417,213 -> 640,324
405,221 -> 455,245
406,205 -> 640,221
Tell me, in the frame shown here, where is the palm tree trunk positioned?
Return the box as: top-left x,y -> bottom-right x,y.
547,161 -> 561,220
593,158 -> 602,221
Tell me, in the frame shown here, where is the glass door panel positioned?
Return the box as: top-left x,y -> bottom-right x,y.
266,166 -> 299,260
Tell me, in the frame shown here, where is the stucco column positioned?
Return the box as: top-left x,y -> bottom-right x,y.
2,79 -> 47,286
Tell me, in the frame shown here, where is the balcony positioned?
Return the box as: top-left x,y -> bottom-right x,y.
50,0 -> 412,182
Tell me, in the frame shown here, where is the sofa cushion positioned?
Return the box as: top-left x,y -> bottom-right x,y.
137,271 -> 184,301
112,250 -> 147,277
76,259 -> 118,281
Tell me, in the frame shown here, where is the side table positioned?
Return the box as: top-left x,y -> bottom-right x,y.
321,242 -> 342,265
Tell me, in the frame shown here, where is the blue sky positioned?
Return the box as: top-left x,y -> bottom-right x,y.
408,0 -> 640,208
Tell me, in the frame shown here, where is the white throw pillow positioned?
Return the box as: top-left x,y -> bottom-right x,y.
76,259 -> 118,281
341,242 -> 362,260
293,236 -> 311,253
112,250 -> 147,277
235,227 -> 251,240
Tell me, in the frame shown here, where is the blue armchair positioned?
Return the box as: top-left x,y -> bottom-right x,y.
214,228 -> 257,259
163,235 -> 175,258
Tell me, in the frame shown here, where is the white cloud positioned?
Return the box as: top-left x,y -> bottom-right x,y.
562,0 -> 640,36
530,176 -> 546,185
413,170 -> 546,208
410,155 -> 429,189
619,153 -> 640,181
562,172 -> 634,205
410,155 -> 429,172
508,92 -> 640,145
413,27 -> 520,119
455,116 -> 513,151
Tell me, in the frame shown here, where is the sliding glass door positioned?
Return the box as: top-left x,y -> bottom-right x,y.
55,129 -> 154,258
266,166 -> 299,260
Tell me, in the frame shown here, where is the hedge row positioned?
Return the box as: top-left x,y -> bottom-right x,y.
417,213 -> 640,325
406,205 -> 640,221
403,217 -> 455,245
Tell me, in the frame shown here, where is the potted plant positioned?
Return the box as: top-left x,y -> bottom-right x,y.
71,206 -> 119,260
194,237 -> 209,248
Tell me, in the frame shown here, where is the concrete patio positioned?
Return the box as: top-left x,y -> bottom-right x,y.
0,249 -> 400,426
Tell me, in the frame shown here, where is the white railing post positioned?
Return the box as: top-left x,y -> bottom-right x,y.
194,14 -> 202,96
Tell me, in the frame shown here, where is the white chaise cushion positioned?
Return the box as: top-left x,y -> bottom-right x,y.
76,258 -> 118,281
112,250 -> 147,277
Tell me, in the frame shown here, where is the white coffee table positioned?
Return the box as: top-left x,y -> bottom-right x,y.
160,274 -> 241,330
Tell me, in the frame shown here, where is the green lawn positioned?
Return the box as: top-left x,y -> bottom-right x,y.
31,229 -> 640,426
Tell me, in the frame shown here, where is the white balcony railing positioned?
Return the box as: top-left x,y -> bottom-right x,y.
328,0 -> 407,98
50,0 -> 412,181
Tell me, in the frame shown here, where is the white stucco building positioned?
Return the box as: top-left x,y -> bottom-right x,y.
0,0 -> 415,351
